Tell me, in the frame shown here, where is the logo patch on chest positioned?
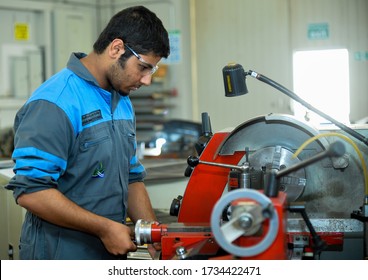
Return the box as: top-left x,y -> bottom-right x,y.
92,162 -> 105,178
82,110 -> 102,126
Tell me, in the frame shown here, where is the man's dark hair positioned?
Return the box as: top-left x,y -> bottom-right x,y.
93,6 -> 170,59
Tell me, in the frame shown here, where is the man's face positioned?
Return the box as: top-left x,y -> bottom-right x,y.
107,51 -> 161,96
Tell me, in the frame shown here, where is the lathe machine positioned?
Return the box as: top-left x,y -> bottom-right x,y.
134,65 -> 368,260
135,113 -> 368,260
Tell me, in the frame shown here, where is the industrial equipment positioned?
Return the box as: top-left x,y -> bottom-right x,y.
134,66 -> 368,260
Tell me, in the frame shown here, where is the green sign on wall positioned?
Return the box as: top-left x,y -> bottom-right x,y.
308,23 -> 329,40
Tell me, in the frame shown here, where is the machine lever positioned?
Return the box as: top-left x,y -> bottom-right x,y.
276,141 -> 345,179
288,202 -> 327,258
187,155 -> 249,172
263,141 -> 345,197
194,112 -> 213,156
201,112 -> 212,136
187,155 -> 200,167
184,165 -> 194,177
185,112 -> 214,178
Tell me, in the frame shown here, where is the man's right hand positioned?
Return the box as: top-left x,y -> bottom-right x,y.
17,189 -> 137,256
99,221 -> 137,256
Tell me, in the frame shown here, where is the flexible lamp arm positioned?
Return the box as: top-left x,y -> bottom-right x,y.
246,70 -> 368,147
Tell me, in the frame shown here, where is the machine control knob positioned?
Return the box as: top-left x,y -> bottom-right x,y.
187,156 -> 200,167
237,214 -> 253,229
170,195 -> 183,216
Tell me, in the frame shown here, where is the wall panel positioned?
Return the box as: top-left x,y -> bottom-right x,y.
192,0 -> 367,130
289,0 -> 368,123
192,0 -> 292,132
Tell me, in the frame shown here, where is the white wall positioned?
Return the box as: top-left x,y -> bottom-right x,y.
289,0 -> 368,123
191,0 -> 368,132
191,0 -> 292,132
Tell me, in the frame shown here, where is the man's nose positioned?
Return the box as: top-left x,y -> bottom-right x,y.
140,74 -> 152,86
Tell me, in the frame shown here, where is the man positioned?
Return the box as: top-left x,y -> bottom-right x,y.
5,6 -> 170,259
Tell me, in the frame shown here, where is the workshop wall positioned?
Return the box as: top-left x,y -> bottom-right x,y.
0,0 -> 97,129
0,0 -> 192,131
289,0 -> 368,124
0,2 -> 49,129
192,0 -> 292,132
0,0 -> 367,131
192,0 -> 368,131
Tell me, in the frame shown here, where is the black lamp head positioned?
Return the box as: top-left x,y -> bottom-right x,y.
222,63 -> 248,97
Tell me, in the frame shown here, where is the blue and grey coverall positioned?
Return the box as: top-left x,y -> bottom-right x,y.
6,53 -> 146,259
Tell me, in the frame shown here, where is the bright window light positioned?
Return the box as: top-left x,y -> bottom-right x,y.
292,49 -> 350,125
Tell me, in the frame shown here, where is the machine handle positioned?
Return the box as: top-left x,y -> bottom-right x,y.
187,155 -> 200,167
263,141 -> 346,197
201,112 -> 212,136
187,155 -> 249,171
276,141 -> 345,179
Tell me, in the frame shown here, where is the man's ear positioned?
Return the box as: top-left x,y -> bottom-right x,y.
108,38 -> 125,58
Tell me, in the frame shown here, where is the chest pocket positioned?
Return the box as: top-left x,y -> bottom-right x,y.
68,124 -> 114,198
116,120 -> 136,162
80,135 -> 110,150
79,125 -> 111,157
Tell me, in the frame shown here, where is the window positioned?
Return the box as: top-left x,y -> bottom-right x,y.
292,49 -> 350,125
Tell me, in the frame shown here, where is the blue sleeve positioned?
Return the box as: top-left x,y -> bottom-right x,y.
5,100 -> 73,200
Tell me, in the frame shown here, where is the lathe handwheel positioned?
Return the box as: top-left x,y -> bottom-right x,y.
210,189 -> 279,257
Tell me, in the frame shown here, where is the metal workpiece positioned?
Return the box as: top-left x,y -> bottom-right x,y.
135,220 -> 156,245
135,219 -> 213,246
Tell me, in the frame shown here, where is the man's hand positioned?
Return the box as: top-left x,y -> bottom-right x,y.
99,221 -> 137,255
17,189 -> 138,256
